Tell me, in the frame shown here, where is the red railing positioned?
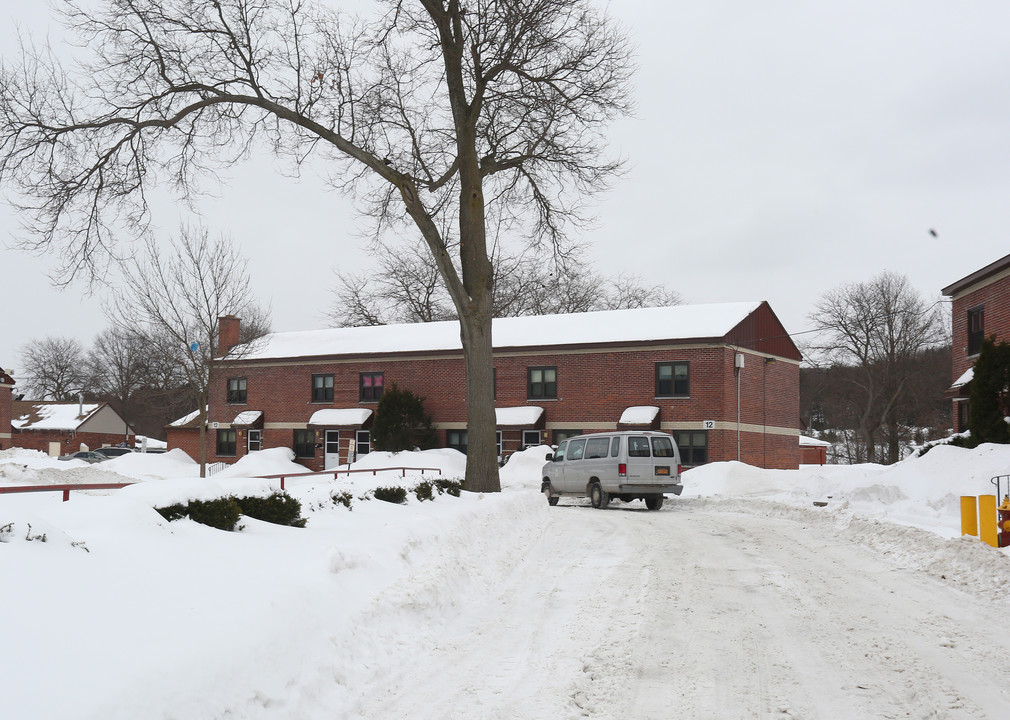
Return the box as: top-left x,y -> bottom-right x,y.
0,466 -> 444,499
257,466 -> 443,491
0,483 -> 134,502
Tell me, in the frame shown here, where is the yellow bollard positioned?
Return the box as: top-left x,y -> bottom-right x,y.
980,495 -> 999,548
961,496 -> 978,537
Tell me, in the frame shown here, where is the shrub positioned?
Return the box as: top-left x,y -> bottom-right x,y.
155,493 -> 305,530
186,497 -> 242,531
331,491 -> 354,509
434,478 -> 463,497
969,337 -> 1010,445
373,486 -> 408,504
413,480 -> 435,502
236,493 -> 306,528
370,382 -> 438,452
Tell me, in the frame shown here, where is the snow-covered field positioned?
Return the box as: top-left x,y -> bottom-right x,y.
3,443 -> 1010,719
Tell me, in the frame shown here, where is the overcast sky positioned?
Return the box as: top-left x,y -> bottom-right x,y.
3,1 -> 1010,376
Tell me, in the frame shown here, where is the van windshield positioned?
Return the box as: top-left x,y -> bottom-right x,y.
555,440 -> 568,461
651,436 -> 676,458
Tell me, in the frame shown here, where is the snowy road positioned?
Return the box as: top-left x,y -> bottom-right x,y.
357,498 -> 1010,720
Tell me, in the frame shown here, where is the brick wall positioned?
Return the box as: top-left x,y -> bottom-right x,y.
948,270 -> 1010,431
12,430 -> 130,456
175,341 -> 800,470
0,378 -> 11,451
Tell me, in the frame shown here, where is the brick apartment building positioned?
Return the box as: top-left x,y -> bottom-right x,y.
942,252 -> 1010,431
168,302 -> 802,470
0,369 -> 13,450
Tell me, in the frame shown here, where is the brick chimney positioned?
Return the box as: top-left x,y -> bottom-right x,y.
217,315 -> 241,357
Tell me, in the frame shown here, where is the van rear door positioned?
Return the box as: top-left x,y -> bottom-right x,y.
625,435 -> 653,483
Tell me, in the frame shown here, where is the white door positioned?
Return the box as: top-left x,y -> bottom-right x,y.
324,430 -> 340,469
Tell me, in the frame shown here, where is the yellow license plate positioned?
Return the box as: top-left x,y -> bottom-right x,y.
655,466 -> 670,475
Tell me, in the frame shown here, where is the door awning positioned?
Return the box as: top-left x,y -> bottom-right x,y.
308,408 -> 373,427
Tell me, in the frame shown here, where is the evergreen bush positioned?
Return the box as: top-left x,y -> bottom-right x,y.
186,497 -> 243,531
413,480 -> 435,501
236,493 -> 307,528
373,486 -> 408,504
370,382 -> 438,452
434,478 -> 463,497
968,337 -> 1010,445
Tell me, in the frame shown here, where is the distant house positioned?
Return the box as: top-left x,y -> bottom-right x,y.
168,302 -> 803,471
0,369 -> 13,451
941,252 -> 1010,432
799,435 -> 831,465
11,401 -> 135,456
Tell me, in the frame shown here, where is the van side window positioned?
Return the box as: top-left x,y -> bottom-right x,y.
585,437 -> 610,459
555,440 -> 568,461
651,436 -> 676,458
610,437 -> 621,457
568,438 -> 587,461
628,436 -> 651,457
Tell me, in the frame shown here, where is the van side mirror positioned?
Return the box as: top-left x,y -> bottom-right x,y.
546,452 -> 554,462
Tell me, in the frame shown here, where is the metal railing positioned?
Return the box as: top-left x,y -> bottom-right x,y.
0,483 -> 134,502
0,466 -> 443,498
257,466 -> 442,491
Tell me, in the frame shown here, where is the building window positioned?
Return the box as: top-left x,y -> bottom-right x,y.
656,362 -> 689,397
247,429 -> 262,452
553,429 -> 582,444
293,429 -> 315,458
355,430 -> 371,455
675,430 -> 708,467
522,430 -> 541,449
360,372 -> 384,402
216,429 -> 237,456
312,374 -> 334,403
528,366 -> 557,399
447,429 -> 468,454
968,306 -> 985,356
227,377 -> 247,404
496,430 -> 504,458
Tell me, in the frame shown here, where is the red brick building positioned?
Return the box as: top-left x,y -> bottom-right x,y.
942,253 -> 1010,432
168,302 -> 802,470
0,369 -> 14,451
11,401 -> 135,455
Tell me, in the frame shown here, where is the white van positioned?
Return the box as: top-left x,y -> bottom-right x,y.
541,431 -> 684,510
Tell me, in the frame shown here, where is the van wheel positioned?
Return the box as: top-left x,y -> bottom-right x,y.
645,495 -> 664,511
590,482 -> 610,509
543,483 -> 560,506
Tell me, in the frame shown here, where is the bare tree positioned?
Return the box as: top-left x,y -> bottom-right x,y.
86,330 -> 150,441
808,271 -> 947,464
327,244 -> 679,326
105,227 -> 270,475
17,336 -> 89,401
0,0 -> 633,492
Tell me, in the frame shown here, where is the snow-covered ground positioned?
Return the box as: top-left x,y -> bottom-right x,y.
3,443 -> 1010,719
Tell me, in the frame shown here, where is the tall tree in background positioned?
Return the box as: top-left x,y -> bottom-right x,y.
86,331 -> 150,441
0,0 -> 633,492
808,271 -> 946,464
17,336 -> 89,401
106,228 -> 270,475
328,242 -> 680,327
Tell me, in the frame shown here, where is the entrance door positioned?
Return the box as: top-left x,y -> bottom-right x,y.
324,430 -> 340,469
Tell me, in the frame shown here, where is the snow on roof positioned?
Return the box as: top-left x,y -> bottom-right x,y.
799,435 -> 832,447
619,406 -> 660,425
950,367 -> 974,389
232,410 -> 263,426
169,407 -> 205,427
234,302 -> 763,361
495,406 -> 543,426
308,409 -> 373,426
11,402 -> 102,431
